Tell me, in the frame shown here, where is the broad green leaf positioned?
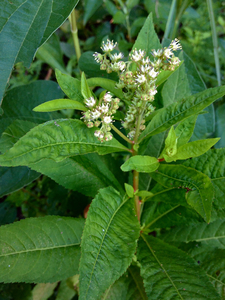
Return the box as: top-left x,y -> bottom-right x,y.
0,120 -> 37,154
101,266 -> 147,300
125,183 -> 134,198
113,11 -> 126,24
29,153 -> 124,197
83,0 -> 103,25
0,119 -> 130,167
79,187 -> 140,300
175,114 -> 198,147
0,0 -> 79,103
121,156 -> 159,173
184,149 -> 225,208
0,202 -> 17,225
150,164 -> 214,222
32,282 -> 58,300
36,34 -> 68,75
137,235 -> 220,299
156,62 -> 183,87
142,201 -> 203,231
33,99 -> 87,112
56,280 -> 76,300
87,78 -> 124,99
164,138 -> 220,162
81,72 -> 93,99
215,103 -> 225,148
136,190 -> 153,201
0,120 -> 40,197
161,219 -> 225,249
139,85 -> 225,143
79,52 -> 118,80
55,69 -> 83,102
0,81 -> 63,136
132,13 -> 161,55
0,216 -> 85,283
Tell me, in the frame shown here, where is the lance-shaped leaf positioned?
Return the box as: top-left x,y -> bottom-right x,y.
0,119 -> 130,167
175,114 -> 198,147
101,266 -> 147,300
81,72 -> 92,100
0,216 -> 85,283
55,69 -> 83,102
156,62 -> 183,87
137,235 -> 220,300
184,149 -> 225,208
121,156 -> 159,173
164,138 -> 220,162
79,187 -> 140,300
87,78 -> 123,99
33,99 -> 87,112
139,85 -> 225,143
161,219 -> 225,249
0,0 -> 79,103
29,153 -> 124,197
150,164 -> 214,222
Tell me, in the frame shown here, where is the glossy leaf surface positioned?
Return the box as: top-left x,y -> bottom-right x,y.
121,156 -> 159,173
33,99 -> 87,112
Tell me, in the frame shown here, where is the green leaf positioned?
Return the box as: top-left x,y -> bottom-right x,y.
56,280 -> 76,300
79,187 -> 140,300
113,11 -> 126,24
125,183 -> 134,198
33,99 -> 87,112
36,34 -> 68,75
0,202 -> 17,226
0,81 -> 63,136
79,52 -> 118,80
81,72 -> 93,99
175,114 -> 198,147
0,119 -> 130,167
150,164 -> 214,222
101,266 -> 147,300
137,235 -> 220,299
164,138 -> 220,162
87,78 -> 123,99
0,216 -> 84,283
215,103 -> 225,148
121,156 -> 159,173
55,69 -> 84,103
142,202 -> 203,231
184,149 -> 225,209
161,219 -> 225,249
132,13 -> 161,55
139,85 -> 225,143
32,283 -> 58,300
0,0 -> 79,103
156,62 -> 183,87
163,126 -> 177,158
29,153 -> 125,197
83,0 -> 103,25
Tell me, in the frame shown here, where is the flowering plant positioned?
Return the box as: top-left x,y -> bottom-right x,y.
0,11 -> 225,300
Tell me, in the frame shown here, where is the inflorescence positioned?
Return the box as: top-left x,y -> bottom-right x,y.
81,38 -> 182,142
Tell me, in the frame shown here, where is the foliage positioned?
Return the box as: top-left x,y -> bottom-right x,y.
0,0 -> 225,299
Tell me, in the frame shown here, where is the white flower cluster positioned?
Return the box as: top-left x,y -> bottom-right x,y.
87,38 -> 182,141
81,92 -> 120,142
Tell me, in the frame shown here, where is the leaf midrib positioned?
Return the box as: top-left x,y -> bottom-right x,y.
141,234 -> 184,300
0,242 -> 80,258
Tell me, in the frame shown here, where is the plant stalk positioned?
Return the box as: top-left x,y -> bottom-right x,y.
111,124 -> 133,144
69,9 -> 81,61
206,0 -> 221,86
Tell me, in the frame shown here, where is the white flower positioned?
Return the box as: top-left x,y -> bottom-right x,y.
152,59 -> 162,68
170,38 -> 182,51
93,52 -> 103,63
85,96 -> 96,107
142,57 -> 151,64
103,116 -> 112,124
101,40 -> 117,52
149,68 -> 159,78
104,92 -> 113,102
92,109 -> 101,119
111,61 -> 126,72
140,64 -> 150,73
164,48 -> 173,59
130,49 -> 145,62
100,104 -> 109,113
152,49 -> 163,57
105,133 -> 113,141
149,88 -> 157,96
110,53 -> 124,61
170,57 -> 181,65
94,130 -> 101,137
136,74 -> 147,84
